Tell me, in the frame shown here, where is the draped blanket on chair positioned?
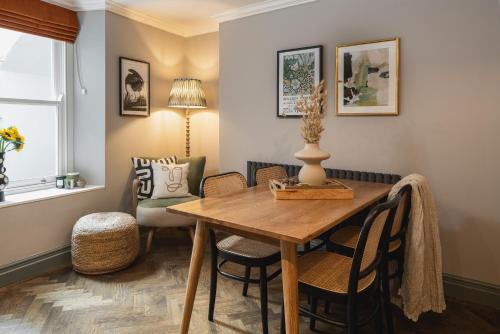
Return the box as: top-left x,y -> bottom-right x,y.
389,173 -> 446,321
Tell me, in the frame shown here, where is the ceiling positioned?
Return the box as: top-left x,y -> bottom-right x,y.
43,0 -> 317,37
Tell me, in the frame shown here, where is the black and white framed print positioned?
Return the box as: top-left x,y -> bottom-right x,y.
336,38 -> 399,116
120,57 -> 150,116
277,45 -> 322,118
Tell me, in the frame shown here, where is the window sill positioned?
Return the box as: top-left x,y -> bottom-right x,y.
0,185 -> 104,210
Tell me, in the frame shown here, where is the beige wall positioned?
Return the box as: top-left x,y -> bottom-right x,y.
0,11 -> 219,268
219,0 -> 500,285
185,33 -> 220,176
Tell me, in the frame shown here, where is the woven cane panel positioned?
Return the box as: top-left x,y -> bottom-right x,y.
298,251 -> 376,293
391,191 -> 409,237
217,235 -> 279,258
360,210 -> 388,272
255,166 -> 288,185
203,173 -> 247,198
329,225 -> 401,253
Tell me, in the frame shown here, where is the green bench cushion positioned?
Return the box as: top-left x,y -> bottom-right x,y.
138,195 -> 200,209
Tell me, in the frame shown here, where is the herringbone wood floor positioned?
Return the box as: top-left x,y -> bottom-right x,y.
1,230 -> 499,334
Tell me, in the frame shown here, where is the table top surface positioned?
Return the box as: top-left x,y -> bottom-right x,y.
167,179 -> 392,244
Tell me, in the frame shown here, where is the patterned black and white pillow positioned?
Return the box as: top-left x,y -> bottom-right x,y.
132,156 -> 176,199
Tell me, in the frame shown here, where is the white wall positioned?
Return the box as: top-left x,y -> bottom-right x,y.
0,11 -> 220,268
0,11 -> 109,267
219,0 -> 500,285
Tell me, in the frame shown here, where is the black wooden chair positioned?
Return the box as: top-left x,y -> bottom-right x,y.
327,184 -> 412,333
201,172 -> 281,334
280,194 -> 401,334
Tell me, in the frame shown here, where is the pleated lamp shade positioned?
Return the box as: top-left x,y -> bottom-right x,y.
167,78 -> 207,109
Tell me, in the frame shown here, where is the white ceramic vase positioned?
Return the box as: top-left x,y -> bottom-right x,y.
294,143 -> 331,185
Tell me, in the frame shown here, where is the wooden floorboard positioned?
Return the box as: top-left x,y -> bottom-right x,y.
0,230 -> 499,333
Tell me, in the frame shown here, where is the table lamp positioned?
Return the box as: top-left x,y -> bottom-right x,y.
167,78 -> 207,157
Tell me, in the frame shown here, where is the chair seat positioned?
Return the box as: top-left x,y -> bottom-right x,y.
217,235 -> 280,259
298,251 -> 376,294
329,225 -> 402,253
136,195 -> 199,227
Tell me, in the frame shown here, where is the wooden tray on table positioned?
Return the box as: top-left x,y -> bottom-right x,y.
269,177 -> 354,200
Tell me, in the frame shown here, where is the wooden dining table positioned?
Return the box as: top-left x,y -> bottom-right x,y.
166,178 -> 392,334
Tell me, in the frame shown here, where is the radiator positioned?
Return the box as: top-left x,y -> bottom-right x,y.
246,161 -> 401,187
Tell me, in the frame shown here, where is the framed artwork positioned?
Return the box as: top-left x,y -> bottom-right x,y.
119,57 -> 150,116
336,38 -> 399,116
277,45 -> 323,118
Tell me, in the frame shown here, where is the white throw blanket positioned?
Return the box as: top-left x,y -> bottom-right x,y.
389,173 -> 446,321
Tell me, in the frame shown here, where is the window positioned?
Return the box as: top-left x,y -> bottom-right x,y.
0,28 -> 69,192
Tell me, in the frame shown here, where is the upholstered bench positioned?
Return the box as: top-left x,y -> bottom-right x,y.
71,212 -> 139,275
131,156 -> 206,252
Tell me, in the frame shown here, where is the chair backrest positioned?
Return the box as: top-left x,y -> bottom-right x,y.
255,166 -> 288,185
348,194 -> 401,295
390,184 -> 412,239
178,156 -> 206,196
200,172 -> 247,198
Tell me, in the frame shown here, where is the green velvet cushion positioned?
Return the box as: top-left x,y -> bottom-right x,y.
178,156 -> 206,196
138,195 -> 199,209
139,155 -> 206,196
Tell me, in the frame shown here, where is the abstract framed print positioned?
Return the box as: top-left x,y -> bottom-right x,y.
277,45 -> 323,118
120,57 -> 150,116
336,38 -> 399,116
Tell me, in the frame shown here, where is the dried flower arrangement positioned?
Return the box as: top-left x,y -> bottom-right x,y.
296,80 -> 327,144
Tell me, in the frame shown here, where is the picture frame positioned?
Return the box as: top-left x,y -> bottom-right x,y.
119,57 -> 150,117
336,38 -> 399,116
277,45 -> 323,118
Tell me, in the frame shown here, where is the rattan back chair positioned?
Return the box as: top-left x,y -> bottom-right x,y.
201,172 -> 281,334
326,185 -> 412,333
255,165 -> 288,185
281,194 -> 401,334
200,171 -> 247,197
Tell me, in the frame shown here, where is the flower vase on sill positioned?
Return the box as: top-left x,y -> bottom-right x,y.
294,80 -> 330,186
0,126 -> 25,202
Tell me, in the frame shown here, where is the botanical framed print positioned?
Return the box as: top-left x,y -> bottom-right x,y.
119,57 -> 150,116
277,45 -> 323,118
336,38 -> 399,116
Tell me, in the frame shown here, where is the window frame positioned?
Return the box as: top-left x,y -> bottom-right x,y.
0,36 -> 72,195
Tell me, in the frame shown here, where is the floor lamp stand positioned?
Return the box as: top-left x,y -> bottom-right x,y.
185,109 -> 190,158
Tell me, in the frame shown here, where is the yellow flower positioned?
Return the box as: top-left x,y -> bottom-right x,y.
0,127 -> 19,141
0,128 -> 11,141
15,135 -> 25,152
7,126 -> 20,139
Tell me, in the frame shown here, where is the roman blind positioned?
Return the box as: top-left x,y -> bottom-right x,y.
0,0 -> 79,43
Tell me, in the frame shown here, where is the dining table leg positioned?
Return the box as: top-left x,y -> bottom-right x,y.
180,220 -> 208,334
280,240 -> 299,334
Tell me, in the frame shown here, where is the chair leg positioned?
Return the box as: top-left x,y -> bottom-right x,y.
145,228 -> 155,253
259,266 -> 269,334
309,296 -> 318,330
347,297 -> 358,334
208,232 -> 218,322
242,266 -> 251,296
382,260 -> 395,334
325,301 -> 330,314
375,287 -> 383,334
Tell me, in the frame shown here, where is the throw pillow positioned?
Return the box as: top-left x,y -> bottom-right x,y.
151,162 -> 190,199
132,156 -> 176,199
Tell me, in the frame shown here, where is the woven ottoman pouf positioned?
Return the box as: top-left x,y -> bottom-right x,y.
71,212 -> 139,275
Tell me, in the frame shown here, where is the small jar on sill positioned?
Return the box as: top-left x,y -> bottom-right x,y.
56,175 -> 66,189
